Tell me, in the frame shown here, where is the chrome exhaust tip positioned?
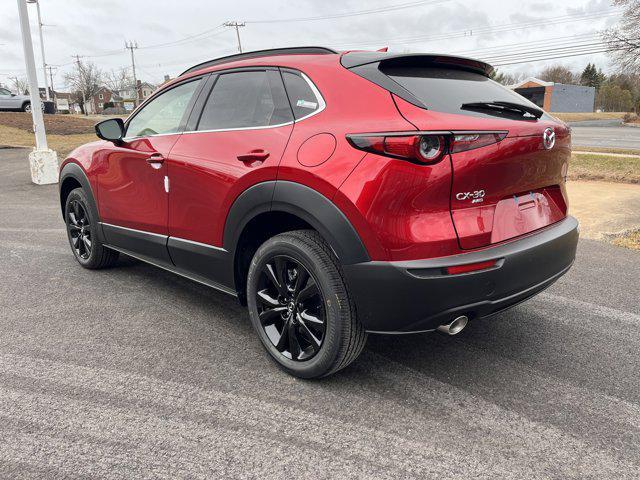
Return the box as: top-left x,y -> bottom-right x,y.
437,315 -> 469,335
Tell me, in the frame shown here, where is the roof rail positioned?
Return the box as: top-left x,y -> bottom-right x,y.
180,46 -> 339,76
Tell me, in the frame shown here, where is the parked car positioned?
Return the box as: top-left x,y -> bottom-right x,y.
58,47 -> 579,378
0,86 -> 38,112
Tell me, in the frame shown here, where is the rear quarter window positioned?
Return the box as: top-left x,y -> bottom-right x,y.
282,71 -> 324,120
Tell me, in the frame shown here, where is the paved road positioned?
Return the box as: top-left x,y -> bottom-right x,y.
569,119 -> 640,150
1,148 -> 639,479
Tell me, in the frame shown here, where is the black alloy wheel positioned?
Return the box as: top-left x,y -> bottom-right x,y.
256,255 -> 326,361
67,199 -> 92,260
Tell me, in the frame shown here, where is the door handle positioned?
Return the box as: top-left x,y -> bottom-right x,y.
237,149 -> 270,162
146,153 -> 165,169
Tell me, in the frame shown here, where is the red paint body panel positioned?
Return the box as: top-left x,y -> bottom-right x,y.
96,135 -> 178,234
336,152 -> 460,261
167,125 -> 293,245
449,131 -> 570,249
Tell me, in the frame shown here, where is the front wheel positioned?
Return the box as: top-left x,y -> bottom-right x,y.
64,187 -> 119,269
247,230 -> 367,378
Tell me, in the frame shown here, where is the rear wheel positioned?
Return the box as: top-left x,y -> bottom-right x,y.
247,230 -> 367,378
64,187 -> 119,269
22,102 -> 31,112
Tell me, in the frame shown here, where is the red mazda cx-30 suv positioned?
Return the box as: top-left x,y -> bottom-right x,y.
59,47 -> 578,378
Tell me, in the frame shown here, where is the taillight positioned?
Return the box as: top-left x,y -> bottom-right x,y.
347,134 -> 447,164
450,132 -> 507,153
347,131 -> 507,164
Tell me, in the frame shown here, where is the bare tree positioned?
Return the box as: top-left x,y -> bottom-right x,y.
538,65 -> 578,84
604,0 -> 640,73
104,68 -> 134,93
491,69 -> 525,86
63,60 -> 103,114
11,77 -> 29,95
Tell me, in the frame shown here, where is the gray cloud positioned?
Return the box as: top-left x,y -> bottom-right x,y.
0,0 -> 622,89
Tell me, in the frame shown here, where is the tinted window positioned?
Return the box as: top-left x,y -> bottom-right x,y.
383,67 -> 544,117
198,71 -> 292,130
126,79 -> 200,138
282,71 -> 321,119
0,88 -> 11,95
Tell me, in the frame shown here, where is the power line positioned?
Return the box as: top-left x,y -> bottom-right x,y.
321,8 -> 622,48
244,0 -> 450,23
492,47 -> 625,66
138,24 -> 226,50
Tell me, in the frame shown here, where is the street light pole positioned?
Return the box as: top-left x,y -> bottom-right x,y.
27,0 -> 50,101
17,0 -> 58,185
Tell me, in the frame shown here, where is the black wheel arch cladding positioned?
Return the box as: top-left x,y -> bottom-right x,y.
59,162 -> 105,243
224,180 -> 370,268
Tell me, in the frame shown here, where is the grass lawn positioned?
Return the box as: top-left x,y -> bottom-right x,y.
0,112 -> 99,157
610,230 -> 640,251
572,146 -> 640,156
569,153 -> 640,184
552,112 -> 628,122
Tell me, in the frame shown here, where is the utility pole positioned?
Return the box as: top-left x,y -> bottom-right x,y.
73,54 -> 88,115
125,41 -> 139,105
46,64 -> 56,100
223,22 -> 245,53
16,0 -> 58,185
26,0 -> 50,100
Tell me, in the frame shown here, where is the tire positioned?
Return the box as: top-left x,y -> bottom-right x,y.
247,230 -> 367,378
64,187 -> 119,269
22,102 -> 30,112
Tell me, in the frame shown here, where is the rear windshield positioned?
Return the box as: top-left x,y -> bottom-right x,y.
382,66 -> 544,118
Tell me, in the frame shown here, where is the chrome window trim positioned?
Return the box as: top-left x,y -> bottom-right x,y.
182,120 -> 294,135
121,69 -> 326,139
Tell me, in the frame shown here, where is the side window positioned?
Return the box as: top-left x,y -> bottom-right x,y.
126,79 -> 201,138
197,70 -> 292,131
282,71 -> 323,120
0,88 -> 11,96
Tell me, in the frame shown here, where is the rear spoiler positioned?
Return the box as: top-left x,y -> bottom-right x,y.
340,52 -> 494,77
340,52 -> 494,110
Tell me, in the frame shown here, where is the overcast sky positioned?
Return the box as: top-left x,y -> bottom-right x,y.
0,0 -> 623,91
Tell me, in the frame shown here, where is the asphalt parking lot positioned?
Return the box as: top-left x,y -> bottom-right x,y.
570,119 -> 640,149
1,147 -> 639,479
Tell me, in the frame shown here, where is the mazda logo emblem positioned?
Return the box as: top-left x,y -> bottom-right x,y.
543,128 -> 555,150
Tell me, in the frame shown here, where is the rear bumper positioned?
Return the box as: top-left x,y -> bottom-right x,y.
343,216 -> 579,333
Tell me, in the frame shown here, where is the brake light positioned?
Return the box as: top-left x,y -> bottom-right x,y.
445,259 -> 497,275
347,131 -> 507,164
450,132 -> 507,153
347,134 -> 447,164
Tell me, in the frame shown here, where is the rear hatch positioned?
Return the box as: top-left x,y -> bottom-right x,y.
348,54 -> 571,249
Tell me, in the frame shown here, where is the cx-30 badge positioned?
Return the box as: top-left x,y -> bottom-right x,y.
543,127 -> 555,150
456,190 -> 485,203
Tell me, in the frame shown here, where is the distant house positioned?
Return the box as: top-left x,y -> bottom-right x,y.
508,77 -> 595,113
117,80 -> 155,111
86,86 -> 116,114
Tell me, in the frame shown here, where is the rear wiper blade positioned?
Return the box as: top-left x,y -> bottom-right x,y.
461,100 -> 544,119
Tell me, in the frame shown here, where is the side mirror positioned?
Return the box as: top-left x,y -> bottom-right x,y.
95,118 -> 124,144
10,93 -> 16,97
